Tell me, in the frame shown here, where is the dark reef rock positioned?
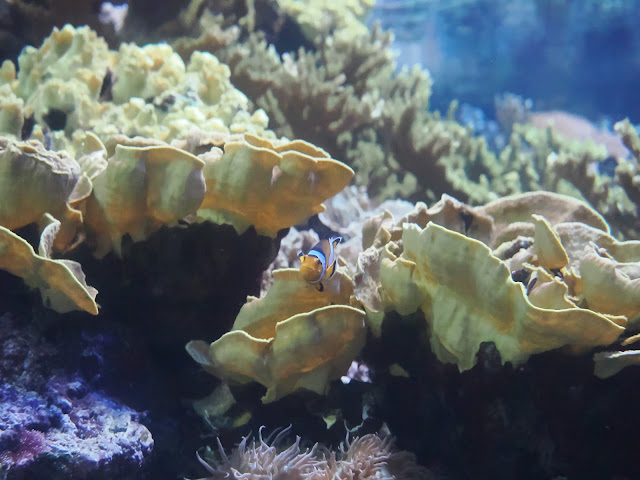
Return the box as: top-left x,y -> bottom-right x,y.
0,314 -> 153,480
0,220 -> 282,479
351,310 -> 640,480
77,222 -> 282,355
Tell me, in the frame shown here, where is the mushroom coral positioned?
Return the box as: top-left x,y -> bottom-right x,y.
387,221 -> 624,371
0,129 -> 354,311
0,137 -> 81,235
76,131 -> 354,257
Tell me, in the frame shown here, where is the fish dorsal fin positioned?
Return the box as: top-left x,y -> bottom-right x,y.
327,259 -> 337,279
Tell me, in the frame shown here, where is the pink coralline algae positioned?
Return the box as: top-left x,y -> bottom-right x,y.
0,429 -> 50,466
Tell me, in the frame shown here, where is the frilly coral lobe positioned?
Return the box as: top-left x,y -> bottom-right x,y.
1,2 -> 640,480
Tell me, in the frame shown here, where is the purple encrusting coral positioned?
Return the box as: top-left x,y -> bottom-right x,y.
0,314 -> 153,479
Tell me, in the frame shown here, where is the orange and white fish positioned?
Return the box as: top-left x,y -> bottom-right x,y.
298,236 -> 341,292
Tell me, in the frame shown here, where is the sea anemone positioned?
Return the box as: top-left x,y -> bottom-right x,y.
193,426 -> 430,480
328,433 -> 394,479
195,427 -> 327,479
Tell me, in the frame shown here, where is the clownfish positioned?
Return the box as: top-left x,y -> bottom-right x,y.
298,236 -> 342,292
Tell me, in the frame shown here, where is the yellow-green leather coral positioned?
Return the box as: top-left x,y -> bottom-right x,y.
188,264 -> 366,402
390,222 -> 624,371
12,25 -> 110,137
84,143 -> 206,257
353,192 -> 631,372
0,220 -> 98,315
14,24 -> 110,101
232,268 -> 354,339
0,24 -> 272,153
112,43 -> 185,105
197,134 -> 354,237
576,248 -> 640,319
277,0 -> 374,42
0,137 -> 82,237
187,305 -> 366,403
0,82 -> 23,138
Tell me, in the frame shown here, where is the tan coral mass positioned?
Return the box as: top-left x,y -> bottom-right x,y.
578,249 -> 640,319
266,305 -> 366,402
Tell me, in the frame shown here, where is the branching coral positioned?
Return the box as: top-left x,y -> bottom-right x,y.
458,116 -> 639,239
7,7 -> 639,244
163,5 -> 640,240
170,14 -> 425,201
210,25 -> 388,158
613,119 -> 640,236
165,9 -> 512,204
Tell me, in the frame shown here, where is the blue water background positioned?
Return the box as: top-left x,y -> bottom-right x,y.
368,0 -> 640,123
